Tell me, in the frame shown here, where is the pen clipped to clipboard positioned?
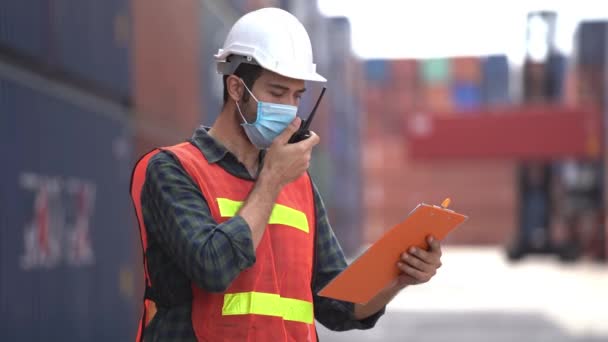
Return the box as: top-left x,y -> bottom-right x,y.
318,198 -> 467,304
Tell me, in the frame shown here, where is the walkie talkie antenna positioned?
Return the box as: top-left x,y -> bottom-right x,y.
302,87 -> 326,130
288,87 -> 327,144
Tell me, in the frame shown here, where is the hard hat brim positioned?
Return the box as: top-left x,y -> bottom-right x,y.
215,50 -> 327,83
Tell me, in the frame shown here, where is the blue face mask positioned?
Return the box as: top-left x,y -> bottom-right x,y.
236,80 -> 297,149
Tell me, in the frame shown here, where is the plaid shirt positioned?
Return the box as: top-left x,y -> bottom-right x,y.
139,126 -> 384,341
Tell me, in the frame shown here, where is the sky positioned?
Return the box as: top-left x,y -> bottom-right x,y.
317,0 -> 608,63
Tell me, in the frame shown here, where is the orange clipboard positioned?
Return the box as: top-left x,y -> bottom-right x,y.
318,200 -> 468,304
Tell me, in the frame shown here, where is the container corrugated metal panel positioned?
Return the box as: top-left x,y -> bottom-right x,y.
578,21 -> 608,67
482,55 -> 510,105
421,58 -> 450,85
423,84 -> 453,113
362,67 -> 518,247
452,81 -> 482,111
199,1 -> 233,126
230,0 -> 248,10
523,61 -> 547,102
545,53 -> 567,100
409,107 -> 601,160
364,59 -> 389,83
605,86 -> 608,261
297,2 -> 332,146
393,92 -> 417,116
51,0 -> 132,97
563,68 -> 580,106
132,0 -> 204,155
0,0 -> 132,99
577,21 -> 608,260
363,137 -> 518,245
390,59 -> 418,85
305,10 -> 334,236
451,56 -> 482,83
0,64 -> 136,341
577,65 -> 606,108
284,1 -> 332,152
324,17 -> 362,257
577,23 -> 607,108
0,0 -> 48,59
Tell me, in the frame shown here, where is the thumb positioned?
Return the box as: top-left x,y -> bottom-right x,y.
274,117 -> 301,146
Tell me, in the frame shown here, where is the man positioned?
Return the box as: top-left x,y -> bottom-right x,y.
130,7 -> 443,341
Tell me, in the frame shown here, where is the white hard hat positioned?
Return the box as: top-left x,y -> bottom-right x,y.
215,8 -> 327,83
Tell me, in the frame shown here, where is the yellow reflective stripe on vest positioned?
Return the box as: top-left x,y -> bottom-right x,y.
217,198 -> 309,233
222,292 -> 314,324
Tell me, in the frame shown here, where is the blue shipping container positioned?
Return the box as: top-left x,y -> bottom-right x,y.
364,59 -> 389,84
578,21 -> 608,67
482,55 -> 510,105
51,0 -> 132,97
545,53 -> 567,100
0,0 -> 49,59
0,0 -> 132,98
452,81 -> 482,110
0,62 -> 136,341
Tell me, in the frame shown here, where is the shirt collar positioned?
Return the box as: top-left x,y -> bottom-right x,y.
190,125 -> 266,167
189,126 -> 230,164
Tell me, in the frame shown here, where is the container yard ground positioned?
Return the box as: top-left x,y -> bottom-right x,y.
319,246 -> 608,342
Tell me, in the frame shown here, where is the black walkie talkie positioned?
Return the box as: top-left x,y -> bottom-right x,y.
288,87 -> 327,144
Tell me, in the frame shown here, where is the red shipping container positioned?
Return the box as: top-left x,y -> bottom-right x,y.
408,106 -> 602,160
364,86 -> 386,112
390,59 -> 419,87
391,59 -> 418,78
563,68 -> 580,106
578,65 -> 606,108
393,90 -> 419,113
523,61 -> 547,103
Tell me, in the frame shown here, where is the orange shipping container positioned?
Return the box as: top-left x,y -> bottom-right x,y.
132,0 -> 204,155
451,56 -> 482,83
423,85 -> 453,113
362,138 -> 517,246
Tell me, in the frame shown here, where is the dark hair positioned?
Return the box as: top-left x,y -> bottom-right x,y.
223,62 -> 263,104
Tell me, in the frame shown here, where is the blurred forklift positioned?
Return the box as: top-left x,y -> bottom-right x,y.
507,12 -> 607,262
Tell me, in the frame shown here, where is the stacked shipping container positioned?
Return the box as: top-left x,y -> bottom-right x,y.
1,1 -> 137,340
362,55 -> 516,246
0,61 -> 136,340
0,0 -> 132,100
132,0 -> 205,155
575,21 -> 607,259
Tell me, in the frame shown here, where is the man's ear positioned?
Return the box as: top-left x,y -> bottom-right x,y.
226,75 -> 244,102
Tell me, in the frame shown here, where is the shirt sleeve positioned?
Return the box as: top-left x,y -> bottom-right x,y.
310,181 -> 385,331
141,151 -> 256,292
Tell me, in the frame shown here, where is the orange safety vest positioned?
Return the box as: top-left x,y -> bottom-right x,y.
130,141 -> 317,342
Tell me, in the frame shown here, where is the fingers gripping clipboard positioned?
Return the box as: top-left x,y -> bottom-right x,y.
318,200 -> 468,304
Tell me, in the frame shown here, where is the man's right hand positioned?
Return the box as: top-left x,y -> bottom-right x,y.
260,117 -> 320,189
241,117 -> 319,249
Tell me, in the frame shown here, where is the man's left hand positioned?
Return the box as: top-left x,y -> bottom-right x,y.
354,235 -> 443,320
395,235 -> 442,288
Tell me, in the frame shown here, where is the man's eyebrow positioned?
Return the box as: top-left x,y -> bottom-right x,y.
268,83 -> 306,93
